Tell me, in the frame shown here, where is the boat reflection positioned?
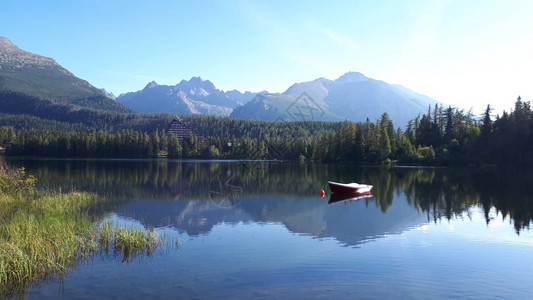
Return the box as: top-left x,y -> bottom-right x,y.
328,191 -> 373,205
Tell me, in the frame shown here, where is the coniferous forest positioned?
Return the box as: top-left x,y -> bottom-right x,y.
1,97 -> 532,165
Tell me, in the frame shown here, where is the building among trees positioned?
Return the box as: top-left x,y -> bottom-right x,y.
167,118 -> 206,141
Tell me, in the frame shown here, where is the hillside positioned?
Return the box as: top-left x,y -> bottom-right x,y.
0,36 -> 129,113
0,89 -> 175,132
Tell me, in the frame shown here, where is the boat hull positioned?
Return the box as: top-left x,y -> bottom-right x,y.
328,181 -> 373,194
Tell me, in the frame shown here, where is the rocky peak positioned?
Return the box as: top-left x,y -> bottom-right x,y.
189,76 -> 203,84
100,88 -> 116,100
0,36 -> 57,68
144,81 -> 159,89
335,72 -> 368,83
0,36 -> 15,48
177,76 -> 217,93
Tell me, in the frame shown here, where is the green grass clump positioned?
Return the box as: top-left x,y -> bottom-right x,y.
0,166 -> 166,296
97,221 -> 162,262
0,191 -> 98,294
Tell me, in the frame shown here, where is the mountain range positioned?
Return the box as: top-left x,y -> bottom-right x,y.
0,36 -> 440,128
118,73 -> 440,127
116,78 -> 265,116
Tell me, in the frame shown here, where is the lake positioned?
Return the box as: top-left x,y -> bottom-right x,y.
4,158 -> 533,299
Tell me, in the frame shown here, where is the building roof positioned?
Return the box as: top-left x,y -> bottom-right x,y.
167,119 -> 206,140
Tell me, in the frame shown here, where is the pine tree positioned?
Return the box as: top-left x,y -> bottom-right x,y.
444,106 -> 455,142
378,122 -> 391,162
481,104 -> 492,137
167,134 -> 182,159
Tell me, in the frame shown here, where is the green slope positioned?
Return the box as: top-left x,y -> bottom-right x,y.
0,36 -> 130,113
0,90 -> 174,132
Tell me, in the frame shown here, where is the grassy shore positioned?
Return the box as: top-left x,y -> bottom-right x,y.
0,166 -> 165,295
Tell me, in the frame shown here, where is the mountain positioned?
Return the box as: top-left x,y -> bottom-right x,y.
100,88 -> 116,100
0,37 -> 179,132
117,78 -> 265,116
225,89 -> 267,106
230,72 -> 440,127
229,93 -> 342,122
0,36 -> 128,113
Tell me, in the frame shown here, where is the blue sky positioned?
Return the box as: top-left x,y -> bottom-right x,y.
2,0 -> 533,114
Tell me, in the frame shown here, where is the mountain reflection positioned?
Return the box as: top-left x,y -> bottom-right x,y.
7,158 -> 533,240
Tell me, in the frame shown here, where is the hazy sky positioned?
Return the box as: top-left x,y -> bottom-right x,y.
2,0 -> 533,114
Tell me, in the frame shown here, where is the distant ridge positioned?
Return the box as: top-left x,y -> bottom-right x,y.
116,77 -> 266,116
230,72 -> 441,127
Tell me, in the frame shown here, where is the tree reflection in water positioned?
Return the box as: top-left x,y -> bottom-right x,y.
6,158 -> 533,234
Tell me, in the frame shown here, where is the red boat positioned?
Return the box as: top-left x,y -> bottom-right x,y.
328,181 -> 373,194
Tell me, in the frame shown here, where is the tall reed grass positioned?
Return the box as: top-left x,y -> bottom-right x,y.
0,167 -> 166,295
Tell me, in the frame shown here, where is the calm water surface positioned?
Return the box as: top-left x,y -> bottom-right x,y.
5,158 -> 533,299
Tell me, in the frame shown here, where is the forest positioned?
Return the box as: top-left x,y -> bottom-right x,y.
1,97 -> 532,165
